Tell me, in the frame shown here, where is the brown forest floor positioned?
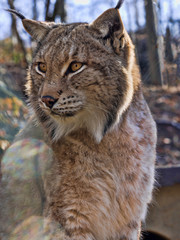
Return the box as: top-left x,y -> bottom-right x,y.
144,86 -> 180,166
0,63 -> 180,167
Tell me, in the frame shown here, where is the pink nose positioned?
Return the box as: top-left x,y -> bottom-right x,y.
41,96 -> 58,108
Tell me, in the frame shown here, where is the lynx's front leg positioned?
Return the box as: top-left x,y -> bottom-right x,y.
118,221 -> 141,240
42,217 -> 95,240
44,212 -> 96,240
44,215 -> 141,240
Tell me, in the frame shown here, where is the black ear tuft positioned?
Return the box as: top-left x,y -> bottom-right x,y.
5,9 -> 26,20
6,9 -> 51,42
115,0 -> 125,9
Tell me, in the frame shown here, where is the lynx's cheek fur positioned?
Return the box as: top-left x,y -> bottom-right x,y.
8,1 -> 156,239
23,10 -> 138,143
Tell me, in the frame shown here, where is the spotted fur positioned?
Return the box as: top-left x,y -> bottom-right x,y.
8,2 -> 156,240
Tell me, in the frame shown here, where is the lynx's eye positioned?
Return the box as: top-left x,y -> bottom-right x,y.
65,61 -> 85,76
37,62 -> 47,73
70,62 -> 83,72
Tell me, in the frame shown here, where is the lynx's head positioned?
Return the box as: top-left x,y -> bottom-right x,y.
7,1 -> 140,143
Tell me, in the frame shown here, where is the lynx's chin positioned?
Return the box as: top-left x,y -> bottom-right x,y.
47,109 -> 106,143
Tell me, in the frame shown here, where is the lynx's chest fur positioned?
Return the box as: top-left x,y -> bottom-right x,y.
9,2 -> 157,239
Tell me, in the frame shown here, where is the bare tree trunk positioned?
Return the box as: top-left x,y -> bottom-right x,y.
134,0 -> 140,29
7,0 -> 28,66
33,0 -> 38,20
45,0 -> 66,22
52,0 -> 66,22
144,0 -> 164,85
176,53 -> 180,81
45,0 -> 51,21
165,26 -> 174,63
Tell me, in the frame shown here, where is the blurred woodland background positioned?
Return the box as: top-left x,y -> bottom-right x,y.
0,0 -> 180,166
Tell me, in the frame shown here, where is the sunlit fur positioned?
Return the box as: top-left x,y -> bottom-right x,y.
23,7 -> 156,240
25,11 -> 139,143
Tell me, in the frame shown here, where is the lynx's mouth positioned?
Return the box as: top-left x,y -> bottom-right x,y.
51,107 -> 82,118
38,95 -> 84,118
51,100 -> 83,117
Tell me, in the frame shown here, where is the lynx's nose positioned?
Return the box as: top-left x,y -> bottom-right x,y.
41,96 -> 58,109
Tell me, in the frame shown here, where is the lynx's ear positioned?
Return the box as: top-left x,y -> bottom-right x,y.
90,8 -> 124,38
90,3 -> 125,52
6,9 -> 50,41
22,19 -> 50,41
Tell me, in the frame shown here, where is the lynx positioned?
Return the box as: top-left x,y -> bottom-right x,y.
8,1 -> 157,239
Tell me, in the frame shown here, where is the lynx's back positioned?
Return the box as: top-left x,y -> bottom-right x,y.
7,1 -> 156,239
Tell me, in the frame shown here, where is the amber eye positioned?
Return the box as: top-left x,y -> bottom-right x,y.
38,62 -> 47,73
70,62 -> 83,72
